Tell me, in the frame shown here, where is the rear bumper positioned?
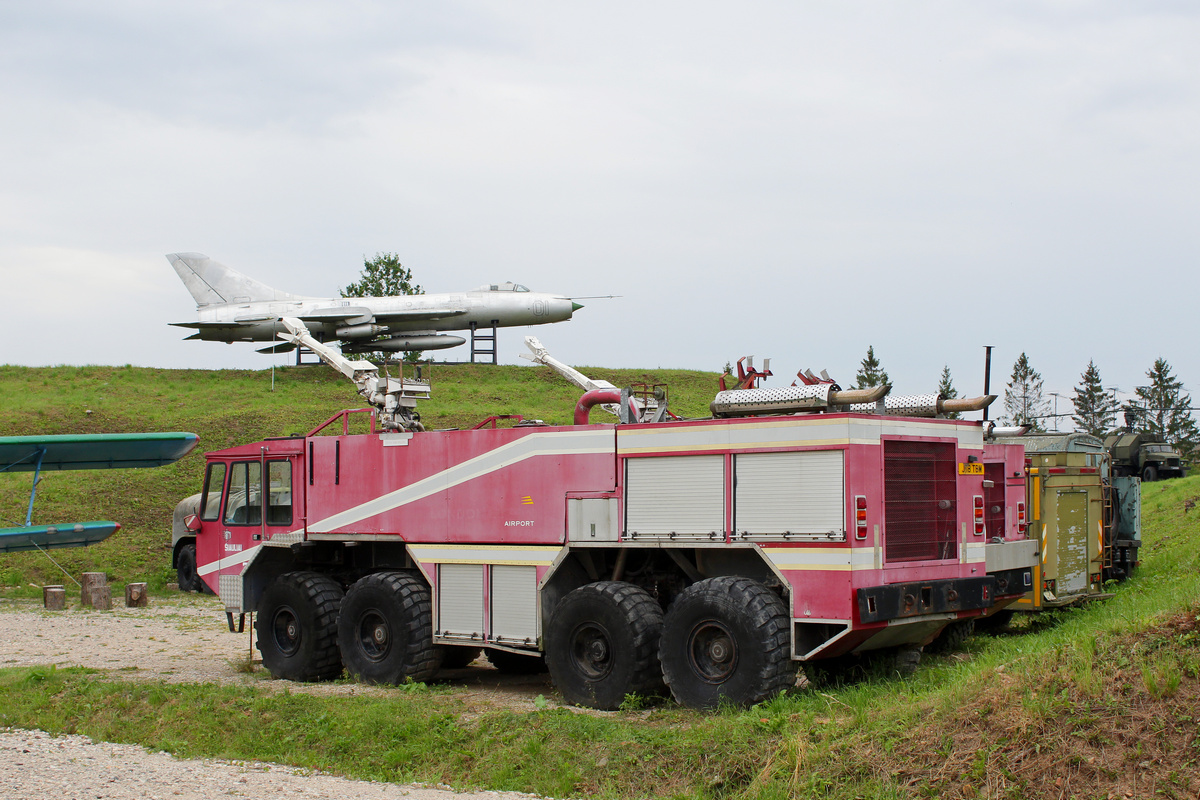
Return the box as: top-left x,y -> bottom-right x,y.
991,566 -> 1033,599
857,576 -> 996,624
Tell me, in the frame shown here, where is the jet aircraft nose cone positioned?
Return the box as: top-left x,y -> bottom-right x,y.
571,302 -> 584,312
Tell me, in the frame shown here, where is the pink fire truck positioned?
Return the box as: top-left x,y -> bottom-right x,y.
186,324 -> 1034,709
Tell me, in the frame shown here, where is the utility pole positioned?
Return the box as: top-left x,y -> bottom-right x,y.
982,346 -> 993,422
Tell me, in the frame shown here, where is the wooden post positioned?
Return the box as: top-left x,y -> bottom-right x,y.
124,582 -> 149,608
43,585 -> 66,610
90,585 -> 113,610
80,572 -> 107,606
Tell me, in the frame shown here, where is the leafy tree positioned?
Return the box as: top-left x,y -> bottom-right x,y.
341,252 -> 425,363
854,346 -> 890,389
341,252 -> 423,298
1003,352 -> 1050,431
1071,359 -> 1117,438
1134,358 -> 1198,455
937,365 -> 959,419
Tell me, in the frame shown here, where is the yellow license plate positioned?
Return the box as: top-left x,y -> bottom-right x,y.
958,462 -> 984,475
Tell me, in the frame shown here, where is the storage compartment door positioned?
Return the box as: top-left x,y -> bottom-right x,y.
1055,491 -> 1089,594
625,455 -> 724,540
490,565 -> 538,645
734,450 -> 845,541
438,564 -> 484,641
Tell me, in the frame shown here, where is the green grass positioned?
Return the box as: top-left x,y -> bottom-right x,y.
1,364 -> 1199,798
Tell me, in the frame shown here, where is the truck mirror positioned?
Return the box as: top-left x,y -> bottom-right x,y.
184,514 -> 201,532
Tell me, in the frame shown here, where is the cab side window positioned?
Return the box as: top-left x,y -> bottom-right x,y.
266,461 -> 292,526
200,463 -> 227,521
223,461 -> 262,526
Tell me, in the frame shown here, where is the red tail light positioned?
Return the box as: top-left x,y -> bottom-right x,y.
1017,501 -> 1027,534
973,495 -> 984,535
855,495 -> 868,539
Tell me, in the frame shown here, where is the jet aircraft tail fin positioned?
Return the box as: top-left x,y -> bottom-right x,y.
167,253 -> 307,307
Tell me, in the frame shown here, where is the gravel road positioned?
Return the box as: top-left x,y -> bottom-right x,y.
0,728 -> 546,800
0,593 -> 555,799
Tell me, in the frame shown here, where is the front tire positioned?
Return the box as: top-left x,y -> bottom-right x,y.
176,542 -> 201,592
1143,465 -> 1158,482
255,571 -> 344,681
338,571 -> 441,685
545,581 -> 664,710
660,576 -> 796,710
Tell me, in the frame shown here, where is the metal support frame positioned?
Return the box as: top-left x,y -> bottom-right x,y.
470,320 -> 499,364
0,446 -> 47,527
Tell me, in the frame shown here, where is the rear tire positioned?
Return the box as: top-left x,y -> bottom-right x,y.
545,581 -> 664,709
256,571 -> 344,681
975,608 -> 1015,632
486,649 -> 548,674
660,576 -> 796,710
892,644 -> 923,677
802,654 -> 865,688
925,619 -> 975,654
338,571 -> 441,685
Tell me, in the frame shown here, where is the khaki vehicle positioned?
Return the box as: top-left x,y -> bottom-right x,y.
991,433 -> 1139,616
1104,432 -> 1186,482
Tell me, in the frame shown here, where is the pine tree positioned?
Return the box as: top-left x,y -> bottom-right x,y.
341,253 -> 424,362
1071,359 -> 1117,438
937,365 -> 959,419
854,346 -> 890,389
1003,352 -> 1050,430
1134,358 -> 1199,456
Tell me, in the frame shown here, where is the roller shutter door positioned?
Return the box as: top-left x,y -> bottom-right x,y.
490,565 -> 538,644
438,564 -> 484,638
625,455 -> 724,538
734,450 -> 844,540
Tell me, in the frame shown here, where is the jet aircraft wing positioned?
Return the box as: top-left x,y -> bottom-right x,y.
0,432 -> 200,472
0,521 -> 120,554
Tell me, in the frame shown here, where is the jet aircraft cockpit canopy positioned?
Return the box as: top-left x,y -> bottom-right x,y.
475,282 -> 530,293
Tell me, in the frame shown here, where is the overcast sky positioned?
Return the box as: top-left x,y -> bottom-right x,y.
2,2 -> 1197,417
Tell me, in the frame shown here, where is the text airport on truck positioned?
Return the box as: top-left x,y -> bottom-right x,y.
179,323 -> 1037,710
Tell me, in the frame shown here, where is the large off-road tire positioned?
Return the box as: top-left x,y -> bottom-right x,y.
892,644 -> 923,677
486,648 -> 549,674
925,619 -> 975,654
255,571 -> 344,682
660,576 -> 796,710
802,654 -> 866,688
338,571 -> 441,685
545,581 -> 665,710
176,542 -> 201,592
975,608 -> 1015,633
440,646 -> 483,669
1143,465 -> 1158,482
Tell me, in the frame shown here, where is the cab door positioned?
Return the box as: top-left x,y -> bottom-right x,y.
261,458 -> 299,543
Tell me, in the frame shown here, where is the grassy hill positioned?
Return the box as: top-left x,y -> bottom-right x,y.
1,363 -> 1198,798
0,362 -> 719,589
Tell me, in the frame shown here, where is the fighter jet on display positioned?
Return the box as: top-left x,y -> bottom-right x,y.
167,253 -> 583,354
